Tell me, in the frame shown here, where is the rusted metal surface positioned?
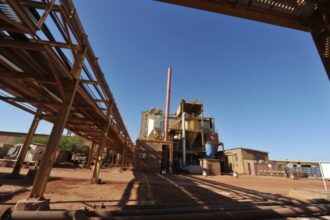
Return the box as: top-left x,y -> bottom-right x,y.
164,67 -> 172,142
29,44 -> 85,198
86,140 -> 96,168
0,0 -> 133,152
91,111 -> 112,183
11,107 -> 42,176
158,0 -> 330,80
4,203 -> 330,219
0,0 -> 133,198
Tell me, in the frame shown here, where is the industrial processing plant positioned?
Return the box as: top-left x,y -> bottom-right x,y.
136,99 -> 224,174
0,0 -> 329,219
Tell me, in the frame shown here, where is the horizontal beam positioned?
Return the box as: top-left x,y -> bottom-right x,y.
0,96 -> 52,104
19,1 -> 61,11
157,0 -> 309,32
0,24 -> 27,34
0,97 -> 36,115
80,80 -> 100,84
94,99 -> 108,103
0,12 -> 30,33
0,70 -> 57,84
74,106 -> 108,111
7,0 -> 36,33
0,38 -> 77,50
0,39 -> 45,50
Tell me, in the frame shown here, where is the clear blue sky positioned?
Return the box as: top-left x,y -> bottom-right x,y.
0,0 -> 329,161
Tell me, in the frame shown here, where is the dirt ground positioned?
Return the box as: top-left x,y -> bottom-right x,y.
0,166 -> 327,211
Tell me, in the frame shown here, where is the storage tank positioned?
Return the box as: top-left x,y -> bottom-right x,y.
188,119 -> 200,131
147,115 -> 164,138
205,142 -> 215,159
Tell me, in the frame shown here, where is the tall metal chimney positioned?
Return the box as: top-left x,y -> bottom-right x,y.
164,67 -> 172,141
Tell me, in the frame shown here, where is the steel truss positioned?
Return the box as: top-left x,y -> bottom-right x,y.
0,0 -> 133,198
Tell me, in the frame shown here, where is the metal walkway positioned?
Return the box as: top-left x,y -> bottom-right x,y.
0,0 -> 133,199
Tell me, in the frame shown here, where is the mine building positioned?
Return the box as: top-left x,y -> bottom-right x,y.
223,147 -> 269,175
135,99 -> 224,174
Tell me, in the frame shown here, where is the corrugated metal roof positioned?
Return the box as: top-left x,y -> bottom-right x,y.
225,147 -> 269,154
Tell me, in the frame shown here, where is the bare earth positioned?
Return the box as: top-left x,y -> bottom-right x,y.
0,167 -> 327,211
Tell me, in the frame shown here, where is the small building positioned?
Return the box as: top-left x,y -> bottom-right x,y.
269,160 -> 321,178
224,147 -> 269,175
134,139 -> 172,172
269,160 -> 319,168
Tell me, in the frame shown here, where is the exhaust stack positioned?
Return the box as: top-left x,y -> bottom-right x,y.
164,67 -> 172,141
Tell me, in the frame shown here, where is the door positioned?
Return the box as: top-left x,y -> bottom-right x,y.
161,145 -> 169,172
247,163 -> 252,175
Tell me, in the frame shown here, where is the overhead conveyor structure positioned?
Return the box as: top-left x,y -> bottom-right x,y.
0,0 -> 133,200
158,0 -> 330,80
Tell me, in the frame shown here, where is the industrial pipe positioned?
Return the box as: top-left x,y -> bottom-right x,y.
80,204 -> 318,216
9,210 -> 86,220
182,112 -> 186,166
6,203 -> 330,220
200,106 -> 204,162
87,203 -> 330,219
164,67 -> 172,142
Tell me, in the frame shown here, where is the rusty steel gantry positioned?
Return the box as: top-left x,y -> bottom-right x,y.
0,0 -> 133,200
159,0 -> 330,80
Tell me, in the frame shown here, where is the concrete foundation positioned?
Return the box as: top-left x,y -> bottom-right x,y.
201,159 -> 221,175
14,198 -> 50,211
90,177 -> 102,184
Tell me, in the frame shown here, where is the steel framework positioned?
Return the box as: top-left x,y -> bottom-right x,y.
0,0 -> 133,198
159,0 -> 330,80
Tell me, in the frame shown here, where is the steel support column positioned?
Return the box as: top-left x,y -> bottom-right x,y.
29,84 -> 79,198
121,143 -> 127,170
103,147 -> 110,165
86,141 -> 96,168
29,85 -> 78,198
11,108 -> 42,176
200,106 -> 205,161
182,112 -> 186,166
29,45 -> 86,199
91,112 -> 111,183
111,152 -> 115,167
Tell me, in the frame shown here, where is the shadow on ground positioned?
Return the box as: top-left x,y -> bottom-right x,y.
113,171 -> 330,218
1,169 -> 330,218
0,171 -> 62,204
